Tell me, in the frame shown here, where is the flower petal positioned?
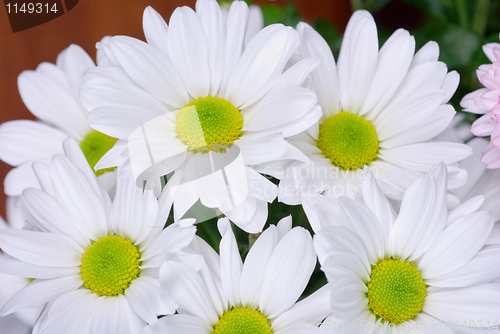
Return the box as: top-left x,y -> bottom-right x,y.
259,227 -> 316,319
418,210 -> 494,279
1,274 -> 82,315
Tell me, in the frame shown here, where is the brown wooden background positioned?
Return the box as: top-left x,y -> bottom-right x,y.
0,0 -> 351,219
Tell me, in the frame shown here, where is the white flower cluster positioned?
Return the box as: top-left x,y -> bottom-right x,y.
0,0 -> 498,333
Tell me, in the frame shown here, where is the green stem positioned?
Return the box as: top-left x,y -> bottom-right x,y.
455,0 -> 469,29
350,0 -> 364,11
472,0 -> 490,37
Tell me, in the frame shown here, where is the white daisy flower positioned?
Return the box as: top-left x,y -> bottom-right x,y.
0,139 -> 196,333
271,10 -> 471,204
0,44 -> 118,198
305,163 -> 499,332
141,217 -> 332,334
80,0 -> 321,232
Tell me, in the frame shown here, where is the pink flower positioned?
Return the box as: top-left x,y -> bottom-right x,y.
461,35 -> 500,168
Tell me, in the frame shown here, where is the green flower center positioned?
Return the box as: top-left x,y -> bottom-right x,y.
366,258 -> 427,325
317,111 -> 379,170
213,307 -> 273,334
79,130 -> 118,176
175,96 -> 243,154
80,235 -> 141,297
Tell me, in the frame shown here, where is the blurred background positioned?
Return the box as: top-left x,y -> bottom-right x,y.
0,0 -> 499,219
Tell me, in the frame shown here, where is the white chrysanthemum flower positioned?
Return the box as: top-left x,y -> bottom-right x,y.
453,137 -> 500,245
141,217 -> 331,334
271,10 -> 471,204
80,0 -> 321,233
0,139 -> 196,333
305,163 -> 499,332
0,44 -> 118,198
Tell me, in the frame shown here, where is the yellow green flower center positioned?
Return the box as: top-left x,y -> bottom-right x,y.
80,235 -> 141,297
79,130 -> 118,176
317,111 -> 379,170
366,258 -> 427,325
175,96 -> 243,154
213,307 -> 273,334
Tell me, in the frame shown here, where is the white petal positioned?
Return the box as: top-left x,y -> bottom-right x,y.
240,225 -> 277,309
56,44 -> 95,95
361,167 -> 396,242
219,0 -> 249,96
141,314 -> 212,334
442,70 -> 459,103
242,88 -> 318,135
259,227 -> 316,319
20,188 -> 89,248
89,294 -> 137,334
447,196 -> 485,226
110,36 -> 189,109
0,120 -> 66,166
245,168 -> 278,203
375,88 -> 445,141
424,284 -> 500,323
125,277 -> 163,324
143,6 -> 169,56
297,22 -> 340,115
337,10 -> 378,114
361,29 -> 415,118
237,133 -> 287,165
80,66 -> 168,115
418,211 -> 494,279
141,223 -> 196,268
4,162 -> 41,197
314,226 -> 370,272
218,218 -> 243,307
411,41 -> 439,66
0,253 -> 80,279
0,229 -> 83,267
379,142 -> 472,171
426,245 -> 500,287
110,177 -> 158,245
368,160 -> 422,199
272,284 -> 332,331
18,67 -> 89,140
160,261 -> 219,325
196,0 -> 225,96
389,164 -> 448,261
167,6 -> 210,98
225,25 -> 298,108
382,105 -> 456,148
37,289 -> 99,334
95,140 -> 128,171
1,275 -> 82,315
88,105 -> 164,140
50,155 -> 110,240
328,274 -> 368,323
245,5 -> 263,46
337,197 -> 385,264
